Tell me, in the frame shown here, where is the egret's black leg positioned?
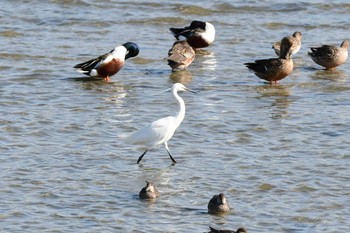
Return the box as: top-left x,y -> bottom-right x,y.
165,142 -> 177,163
137,150 -> 148,164
167,150 -> 177,163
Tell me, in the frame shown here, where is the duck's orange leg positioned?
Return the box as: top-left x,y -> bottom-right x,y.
103,76 -> 110,82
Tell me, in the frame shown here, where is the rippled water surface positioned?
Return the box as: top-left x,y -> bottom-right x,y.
1,1 -> 349,232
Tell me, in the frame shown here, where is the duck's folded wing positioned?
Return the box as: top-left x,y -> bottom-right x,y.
74,53 -> 110,73
245,58 -> 282,73
169,27 -> 193,40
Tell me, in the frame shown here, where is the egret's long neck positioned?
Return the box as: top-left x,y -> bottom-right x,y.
173,89 -> 186,128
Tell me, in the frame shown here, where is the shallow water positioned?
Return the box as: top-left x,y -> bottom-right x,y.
1,1 -> 349,232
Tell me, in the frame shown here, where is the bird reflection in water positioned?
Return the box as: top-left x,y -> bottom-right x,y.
195,50 -> 217,71
169,70 -> 193,85
255,84 -> 293,120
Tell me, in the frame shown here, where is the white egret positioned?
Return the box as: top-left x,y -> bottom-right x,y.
125,83 -> 196,164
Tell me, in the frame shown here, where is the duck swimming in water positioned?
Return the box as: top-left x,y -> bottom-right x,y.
208,226 -> 248,233
208,193 -> 230,214
272,31 -> 302,57
167,40 -> 195,71
74,42 -> 139,82
308,40 -> 349,70
139,181 -> 160,199
170,20 -> 215,49
244,36 -> 294,84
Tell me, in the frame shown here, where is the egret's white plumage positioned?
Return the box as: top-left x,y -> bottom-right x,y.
125,83 -> 196,164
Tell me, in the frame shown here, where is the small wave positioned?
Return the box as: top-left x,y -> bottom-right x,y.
174,4 -> 214,15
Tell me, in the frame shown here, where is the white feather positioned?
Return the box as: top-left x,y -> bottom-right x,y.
202,22 -> 215,44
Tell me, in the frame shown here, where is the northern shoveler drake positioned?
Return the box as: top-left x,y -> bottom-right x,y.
208,193 -> 230,215
73,42 -> 139,81
139,181 -> 160,200
167,41 -> 195,71
208,226 -> 248,233
244,36 -> 294,84
169,20 -> 215,49
272,31 -> 302,57
308,40 -> 349,70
